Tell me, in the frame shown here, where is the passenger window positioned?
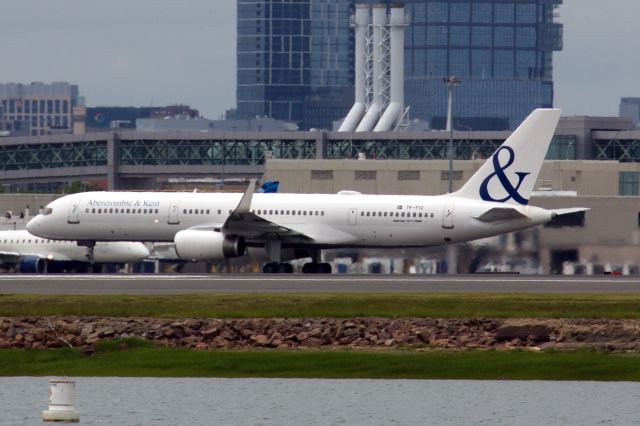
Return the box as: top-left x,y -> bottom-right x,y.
321,211 -> 324,216
189,209 -> 192,214
413,213 -> 417,217
194,210 -> 198,215
269,210 -> 273,214
401,213 -> 405,217
206,209 -> 209,214
395,212 -> 399,217
156,209 -> 159,214
109,208 -> 113,213
292,211 -> 296,215
286,210 -> 290,215
98,208 -> 102,213
280,210 -> 284,215
138,209 -> 142,213
366,212 -> 370,217
126,209 -> 130,213
85,208 -> 89,213
183,209 -> 187,214
361,212 -> 364,216
92,208 -> 96,213
431,213 -> 434,218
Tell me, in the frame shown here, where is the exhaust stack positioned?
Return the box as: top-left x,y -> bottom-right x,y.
373,6 -> 406,132
355,4 -> 386,132
338,5 -> 368,132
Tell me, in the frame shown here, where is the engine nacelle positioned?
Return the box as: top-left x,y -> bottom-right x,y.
19,256 -> 46,273
174,230 -> 246,261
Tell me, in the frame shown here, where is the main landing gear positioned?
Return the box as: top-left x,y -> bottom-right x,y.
262,262 -> 293,273
261,262 -> 332,274
302,262 -> 332,274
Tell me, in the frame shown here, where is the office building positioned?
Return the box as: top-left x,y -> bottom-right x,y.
85,105 -> 199,132
236,0 -> 352,128
0,82 -> 80,136
403,0 -> 563,130
620,98 -> 640,127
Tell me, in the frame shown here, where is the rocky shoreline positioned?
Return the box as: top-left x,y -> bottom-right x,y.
2,317 -> 640,353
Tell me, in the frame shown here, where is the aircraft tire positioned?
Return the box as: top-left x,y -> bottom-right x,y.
262,262 -> 278,273
302,262 -> 317,274
277,263 -> 293,273
317,263 -> 332,274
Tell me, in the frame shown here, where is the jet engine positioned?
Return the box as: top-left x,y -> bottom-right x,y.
174,230 -> 246,261
19,256 -> 46,273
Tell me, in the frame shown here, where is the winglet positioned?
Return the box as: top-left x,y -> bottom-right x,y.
233,179 -> 256,214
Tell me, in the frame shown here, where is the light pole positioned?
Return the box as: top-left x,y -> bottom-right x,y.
443,76 -> 461,193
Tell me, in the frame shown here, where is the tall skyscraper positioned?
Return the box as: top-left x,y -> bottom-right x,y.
235,0 -> 352,128
236,0 -> 563,131
403,0 -> 562,130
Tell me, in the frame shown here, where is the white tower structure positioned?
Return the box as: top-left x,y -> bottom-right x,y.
355,4 -> 386,132
374,5 -> 408,132
338,4 -> 409,132
337,5 -> 369,132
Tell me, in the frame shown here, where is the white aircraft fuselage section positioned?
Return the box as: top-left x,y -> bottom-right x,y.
27,191 -> 551,248
0,229 -> 150,263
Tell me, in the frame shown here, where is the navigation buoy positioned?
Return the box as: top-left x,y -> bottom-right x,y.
42,380 -> 80,423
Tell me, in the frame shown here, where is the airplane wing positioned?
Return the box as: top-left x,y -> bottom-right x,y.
220,180 -> 310,241
189,181 -> 355,244
473,207 -> 528,222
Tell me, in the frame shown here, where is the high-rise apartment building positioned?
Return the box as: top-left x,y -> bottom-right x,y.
403,0 -> 563,130
236,0 -> 563,131
0,82 -> 80,135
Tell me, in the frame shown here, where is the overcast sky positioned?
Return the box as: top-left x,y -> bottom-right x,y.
1,0 -> 638,119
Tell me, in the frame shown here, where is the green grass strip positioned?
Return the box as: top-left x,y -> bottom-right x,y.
1,293 -> 640,319
1,339 -> 639,380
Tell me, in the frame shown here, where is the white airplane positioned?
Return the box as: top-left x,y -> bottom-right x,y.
27,109 -> 586,274
0,229 -> 149,273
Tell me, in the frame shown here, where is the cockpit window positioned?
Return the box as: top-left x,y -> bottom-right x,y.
43,208 -> 53,215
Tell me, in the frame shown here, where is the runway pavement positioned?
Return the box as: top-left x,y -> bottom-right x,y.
1,273 -> 640,294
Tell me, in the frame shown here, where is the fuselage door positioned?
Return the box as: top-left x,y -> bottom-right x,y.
442,203 -> 454,229
348,208 -> 357,226
67,198 -> 81,224
168,200 -> 180,224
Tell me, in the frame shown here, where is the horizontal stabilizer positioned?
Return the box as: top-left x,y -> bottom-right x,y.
474,207 -> 528,222
551,207 -> 590,218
